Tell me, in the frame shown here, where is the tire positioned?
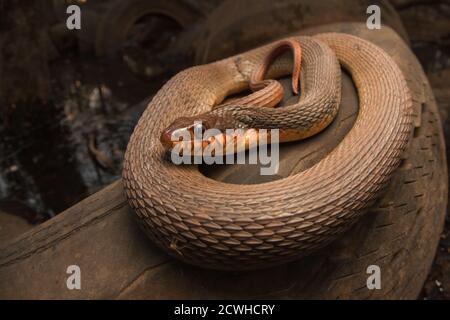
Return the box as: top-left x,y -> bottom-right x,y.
193,0 -> 410,64
95,0 -> 203,57
195,23 -> 447,299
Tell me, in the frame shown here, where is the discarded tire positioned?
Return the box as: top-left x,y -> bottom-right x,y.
95,0 -> 204,57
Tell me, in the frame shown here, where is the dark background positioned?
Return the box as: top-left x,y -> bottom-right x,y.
0,0 -> 449,299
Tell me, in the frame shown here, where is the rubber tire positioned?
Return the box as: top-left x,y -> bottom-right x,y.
193,0 -> 410,64
95,0 -> 202,57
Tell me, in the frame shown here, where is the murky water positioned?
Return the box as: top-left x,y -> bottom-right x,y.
0,56 -> 153,220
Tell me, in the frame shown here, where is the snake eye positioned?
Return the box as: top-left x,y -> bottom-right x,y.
192,122 -> 207,135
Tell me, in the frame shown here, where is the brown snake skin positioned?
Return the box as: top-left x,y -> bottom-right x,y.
123,33 -> 413,270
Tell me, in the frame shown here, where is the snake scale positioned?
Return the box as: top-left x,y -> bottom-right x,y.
123,33 -> 413,270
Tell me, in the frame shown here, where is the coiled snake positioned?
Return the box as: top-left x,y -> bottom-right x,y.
123,33 -> 413,270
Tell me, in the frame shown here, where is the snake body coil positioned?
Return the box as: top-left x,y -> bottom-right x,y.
123,33 -> 413,270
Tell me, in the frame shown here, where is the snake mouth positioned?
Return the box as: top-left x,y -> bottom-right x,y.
160,123 -> 207,152
162,127 -> 274,160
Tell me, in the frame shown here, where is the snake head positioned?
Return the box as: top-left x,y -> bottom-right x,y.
160,114 -> 219,151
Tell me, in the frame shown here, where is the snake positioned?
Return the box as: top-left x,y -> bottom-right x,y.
159,38 -> 307,155
123,33 -> 413,270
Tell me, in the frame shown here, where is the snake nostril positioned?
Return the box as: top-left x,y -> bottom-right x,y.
160,131 -> 175,149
